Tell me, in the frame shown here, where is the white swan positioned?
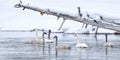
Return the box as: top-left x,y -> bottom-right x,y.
53,35 -> 71,49
28,28 -> 47,44
104,42 -> 113,47
104,34 -> 113,47
75,34 -> 88,48
45,29 -> 54,43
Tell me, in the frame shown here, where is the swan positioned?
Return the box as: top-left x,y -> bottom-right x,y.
45,29 -> 54,43
28,28 -> 47,44
75,34 -> 88,48
53,35 -> 71,49
104,34 -> 113,47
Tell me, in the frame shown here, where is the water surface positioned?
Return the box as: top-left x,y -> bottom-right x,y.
0,31 -> 120,60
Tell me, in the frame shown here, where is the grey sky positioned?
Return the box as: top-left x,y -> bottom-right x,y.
0,0 -> 120,32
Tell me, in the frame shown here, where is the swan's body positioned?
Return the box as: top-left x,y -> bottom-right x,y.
27,28 -> 47,44
76,43 -> 88,48
53,35 -> 71,49
55,44 -> 71,49
104,42 -> 113,47
104,34 -> 113,47
75,34 -> 88,48
44,39 -> 54,43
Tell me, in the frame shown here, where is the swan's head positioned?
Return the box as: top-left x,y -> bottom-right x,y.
53,35 -> 57,39
74,34 -> 80,39
48,29 -> 51,33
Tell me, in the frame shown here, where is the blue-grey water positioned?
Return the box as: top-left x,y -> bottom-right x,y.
0,31 -> 120,60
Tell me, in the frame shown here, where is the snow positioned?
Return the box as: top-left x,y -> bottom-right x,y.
0,0 -> 120,33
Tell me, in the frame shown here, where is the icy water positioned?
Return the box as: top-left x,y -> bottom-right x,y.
0,31 -> 120,60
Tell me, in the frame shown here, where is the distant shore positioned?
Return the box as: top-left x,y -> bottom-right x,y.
0,30 -> 119,35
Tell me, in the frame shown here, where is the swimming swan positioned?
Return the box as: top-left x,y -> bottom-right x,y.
53,35 -> 71,49
104,34 -> 113,47
28,28 -> 47,44
45,29 -> 54,43
75,34 -> 88,48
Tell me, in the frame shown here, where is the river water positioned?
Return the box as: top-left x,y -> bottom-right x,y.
0,31 -> 120,60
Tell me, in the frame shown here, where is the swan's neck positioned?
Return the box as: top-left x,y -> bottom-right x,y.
105,34 -> 108,42
55,36 -> 58,46
48,30 -> 51,39
42,32 -> 45,45
77,38 -> 80,44
76,34 -> 80,44
35,28 -> 38,41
